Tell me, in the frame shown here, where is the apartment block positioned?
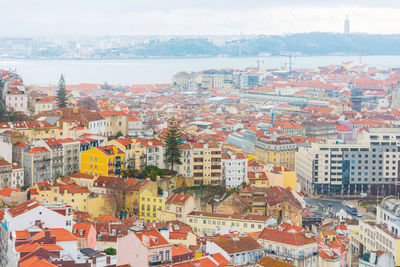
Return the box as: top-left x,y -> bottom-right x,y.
23,147 -> 52,185
179,142 -> 222,186
358,219 -> 400,266
80,145 -> 127,178
255,136 -> 297,170
186,211 -> 268,235
296,129 -> 400,195
222,151 -> 248,188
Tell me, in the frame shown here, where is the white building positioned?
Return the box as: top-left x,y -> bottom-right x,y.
5,87 -> 27,114
358,219 -> 400,266
0,200 -> 74,266
34,97 -> 55,115
59,138 -> 81,176
0,159 -> 23,189
2,200 -> 74,233
222,152 -> 248,188
206,237 -> 263,266
257,228 -> 318,267
0,133 -> 13,163
143,139 -> 166,169
296,129 -> 400,196
82,112 -> 106,136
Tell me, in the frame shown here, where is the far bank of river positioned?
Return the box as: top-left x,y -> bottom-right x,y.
1,55 -> 400,85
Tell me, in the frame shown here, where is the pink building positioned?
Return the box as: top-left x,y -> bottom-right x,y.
72,222 -> 97,249
5,87 -> 27,114
117,228 -> 172,267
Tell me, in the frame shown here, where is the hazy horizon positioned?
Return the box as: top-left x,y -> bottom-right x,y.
3,0 -> 400,36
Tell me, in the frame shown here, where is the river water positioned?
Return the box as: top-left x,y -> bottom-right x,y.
1,55 -> 400,85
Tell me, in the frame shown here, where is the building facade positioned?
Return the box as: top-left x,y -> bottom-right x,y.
257,228 -> 318,267
179,142 -> 222,186
80,145 -> 127,178
222,152 -> 248,188
296,129 -> 400,195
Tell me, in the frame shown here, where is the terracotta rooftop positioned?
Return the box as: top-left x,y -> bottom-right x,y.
214,236 -> 261,254
7,200 -> 41,218
258,228 -> 316,246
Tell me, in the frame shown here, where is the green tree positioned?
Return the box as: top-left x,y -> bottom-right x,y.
158,186 -> 163,195
162,121 -> 183,173
115,131 -> 123,139
56,74 -> 67,108
104,247 -> 117,255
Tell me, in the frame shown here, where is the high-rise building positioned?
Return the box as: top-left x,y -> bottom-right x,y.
344,15 -> 350,34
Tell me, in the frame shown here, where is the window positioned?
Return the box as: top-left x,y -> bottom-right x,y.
166,251 -> 170,261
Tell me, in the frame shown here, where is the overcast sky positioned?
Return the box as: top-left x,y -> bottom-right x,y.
2,0 -> 399,36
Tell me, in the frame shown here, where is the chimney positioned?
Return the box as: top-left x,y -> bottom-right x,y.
44,228 -> 51,238
142,234 -> 150,247
112,146 -> 118,154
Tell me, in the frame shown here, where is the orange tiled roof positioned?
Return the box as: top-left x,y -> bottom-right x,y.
7,200 -> 41,217
19,256 -> 56,267
258,228 -> 316,246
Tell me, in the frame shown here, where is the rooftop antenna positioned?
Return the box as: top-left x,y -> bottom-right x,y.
271,111 -> 274,127
359,53 -> 364,75
256,59 -> 264,71
283,54 -> 294,80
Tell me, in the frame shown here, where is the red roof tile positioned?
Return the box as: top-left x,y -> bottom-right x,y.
258,228 -> 316,246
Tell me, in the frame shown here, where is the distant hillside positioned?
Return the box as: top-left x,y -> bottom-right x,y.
118,33 -> 400,57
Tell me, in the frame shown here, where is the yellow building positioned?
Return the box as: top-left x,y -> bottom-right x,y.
80,145 -> 127,178
171,71 -> 194,89
186,211 -> 268,235
124,178 -> 158,217
167,231 -> 197,247
68,172 -> 96,191
266,167 -> 297,191
30,177 -> 115,218
2,121 -> 62,143
255,136 -> 297,170
106,138 -> 137,169
29,180 -> 89,212
87,195 -> 111,218
138,189 -> 165,223
132,138 -> 147,169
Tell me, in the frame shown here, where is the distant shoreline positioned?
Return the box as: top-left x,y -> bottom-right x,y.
2,54 -> 400,61
2,55 -> 400,85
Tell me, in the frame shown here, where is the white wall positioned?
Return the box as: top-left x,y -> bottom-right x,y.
0,140 -> 12,163
4,205 -> 74,233
89,120 -> 106,136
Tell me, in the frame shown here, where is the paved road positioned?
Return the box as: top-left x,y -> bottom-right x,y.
304,197 -> 375,220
